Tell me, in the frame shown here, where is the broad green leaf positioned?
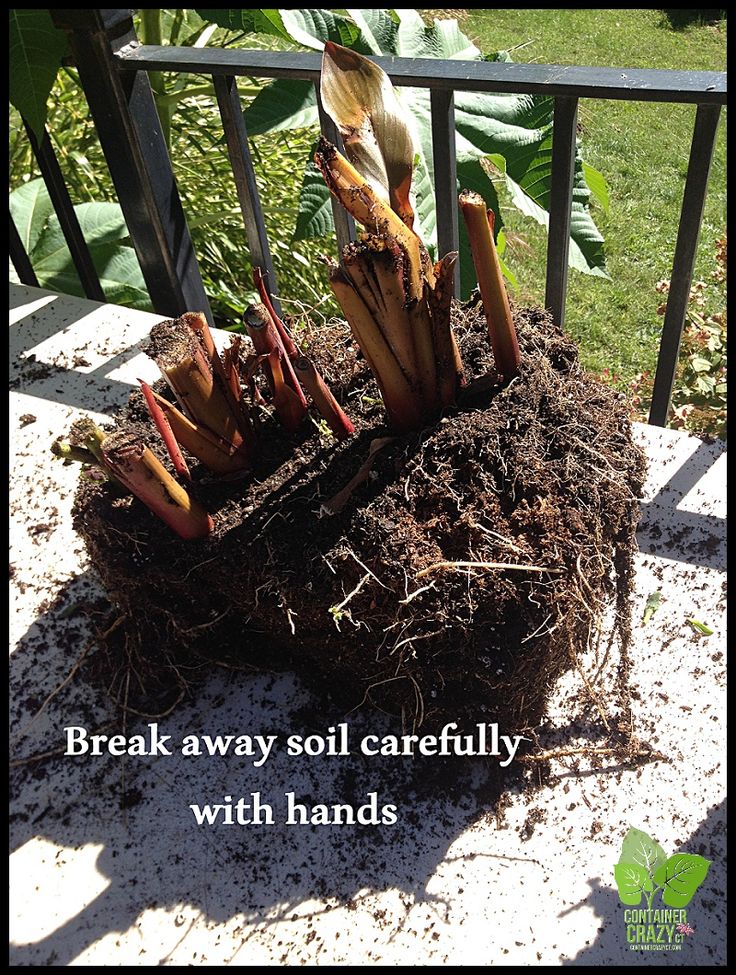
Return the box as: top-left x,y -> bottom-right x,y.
345,9 -> 399,55
614,863 -> 652,905
198,8 -> 363,51
653,854 -> 711,908
321,42 -> 416,227
295,152 -> 335,239
9,9 -> 68,139
582,161 -> 610,214
620,827 -> 668,877
193,9 -> 290,42
10,182 -> 149,310
9,178 -> 54,254
244,80 -> 318,135
280,9 -> 363,51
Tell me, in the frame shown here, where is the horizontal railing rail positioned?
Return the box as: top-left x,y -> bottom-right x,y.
10,9 -> 726,429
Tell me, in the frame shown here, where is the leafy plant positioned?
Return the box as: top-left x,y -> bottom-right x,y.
198,7 -> 609,297
614,827 -> 710,909
629,236 -> 727,440
9,178 -> 149,308
9,9 -> 68,139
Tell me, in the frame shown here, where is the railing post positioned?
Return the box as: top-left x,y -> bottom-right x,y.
23,122 -> 105,303
9,214 -> 40,288
50,9 -> 213,321
430,89 -> 460,294
213,74 -> 281,315
649,104 -> 722,427
544,96 -> 579,328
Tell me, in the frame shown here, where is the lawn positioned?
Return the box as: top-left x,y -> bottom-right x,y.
457,8 -> 727,384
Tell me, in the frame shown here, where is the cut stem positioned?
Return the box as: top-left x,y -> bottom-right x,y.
140,381 -> 191,480
253,267 -> 299,360
329,267 -> 425,432
144,388 -> 251,476
294,356 -> 355,440
101,430 -> 213,540
459,191 -> 521,378
244,304 -> 308,431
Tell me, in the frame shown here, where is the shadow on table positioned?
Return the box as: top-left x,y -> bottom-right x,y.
9,573 -> 511,966
637,438 -> 726,571
562,798 -> 727,965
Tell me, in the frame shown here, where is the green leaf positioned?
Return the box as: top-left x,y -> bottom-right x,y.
614,863 -> 652,905
653,854 -> 711,908
620,827 -> 668,877
686,618 -> 714,636
9,9 -> 68,139
690,355 -> 714,373
642,591 -> 664,626
193,9 -> 290,42
244,79 -> 317,135
197,8 -> 363,51
294,152 -> 335,239
9,178 -> 54,254
10,182 -> 149,310
582,162 -> 610,214
345,8 -> 399,55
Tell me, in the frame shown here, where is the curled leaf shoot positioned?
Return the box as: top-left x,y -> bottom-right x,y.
101,430 -> 213,540
320,41 -> 416,230
459,190 -> 521,378
52,417 -> 123,486
294,356 -> 355,440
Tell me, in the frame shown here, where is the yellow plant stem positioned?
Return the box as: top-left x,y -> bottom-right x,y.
459,191 -> 521,378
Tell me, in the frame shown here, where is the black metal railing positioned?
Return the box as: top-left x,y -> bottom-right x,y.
9,9 -> 726,427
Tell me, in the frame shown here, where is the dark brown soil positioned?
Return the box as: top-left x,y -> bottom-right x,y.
73,303 -> 646,741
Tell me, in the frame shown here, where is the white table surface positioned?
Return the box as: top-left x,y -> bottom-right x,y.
9,284 -> 727,966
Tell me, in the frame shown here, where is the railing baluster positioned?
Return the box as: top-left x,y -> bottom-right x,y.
544,96 -> 579,328
649,104 -> 722,427
23,121 -> 105,303
430,89 -> 460,294
213,74 -> 281,316
314,83 -> 356,257
51,10 -> 213,322
9,213 -> 40,288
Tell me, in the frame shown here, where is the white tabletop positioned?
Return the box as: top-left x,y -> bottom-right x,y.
9,283 -> 726,966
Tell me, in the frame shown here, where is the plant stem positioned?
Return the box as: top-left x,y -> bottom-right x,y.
140,381 -> 191,479
459,191 -> 521,378
294,356 -> 355,440
253,267 -> 300,360
101,431 -> 213,540
143,387 -> 251,476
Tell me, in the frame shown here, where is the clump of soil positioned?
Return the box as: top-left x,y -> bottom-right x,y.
73,303 -> 646,738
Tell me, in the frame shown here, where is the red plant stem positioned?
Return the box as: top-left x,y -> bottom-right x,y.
244,304 -> 308,409
253,267 -> 300,360
268,351 -> 308,432
140,381 -> 191,480
459,191 -> 521,378
294,356 -> 355,440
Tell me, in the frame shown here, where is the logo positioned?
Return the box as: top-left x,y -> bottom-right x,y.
614,827 -> 710,951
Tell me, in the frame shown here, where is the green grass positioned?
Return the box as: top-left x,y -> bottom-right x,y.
458,8 -> 727,385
